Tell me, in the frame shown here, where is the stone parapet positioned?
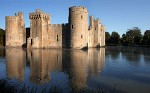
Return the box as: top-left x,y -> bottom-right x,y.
69,6 -> 88,13
5,16 -> 18,19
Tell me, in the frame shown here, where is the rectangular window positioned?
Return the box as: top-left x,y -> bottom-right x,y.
31,39 -> 32,45
72,25 -> 73,29
57,35 -> 58,41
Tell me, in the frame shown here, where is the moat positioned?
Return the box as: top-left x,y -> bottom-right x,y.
0,47 -> 150,93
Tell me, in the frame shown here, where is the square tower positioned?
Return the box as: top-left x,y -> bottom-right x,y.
28,9 -> 50,48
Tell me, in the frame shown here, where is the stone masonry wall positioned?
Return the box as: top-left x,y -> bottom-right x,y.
48,24 -> 63,48
88,15 -> 105,48
69,6 -> 88,49
100,25 -> 106,47
93,19 -> 99,47
29,9 -> 50,48
48,23 -> 69,48
88,16 -> 94,48
88,16 -> 101,48
5,12 -> 26,47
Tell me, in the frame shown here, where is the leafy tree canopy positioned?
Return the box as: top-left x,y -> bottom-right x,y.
126,27 -> 142,45
110,31 -> 120,45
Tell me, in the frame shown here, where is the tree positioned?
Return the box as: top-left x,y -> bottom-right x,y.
143,30 -> 150,46
105,32 -> 110,45
121,34 -> 127,46
0,29 -> 5,36
126,27 -> 142,45
0,28 -> 5,46
110,31 -> 120,45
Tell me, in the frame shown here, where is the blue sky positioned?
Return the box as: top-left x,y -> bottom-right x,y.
0,0 -> 150,35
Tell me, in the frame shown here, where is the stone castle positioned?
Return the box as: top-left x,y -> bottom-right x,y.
5,6 -> 105,49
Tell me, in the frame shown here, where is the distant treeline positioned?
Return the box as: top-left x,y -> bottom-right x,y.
106,27 -> 150,46
0,28 -> 5,46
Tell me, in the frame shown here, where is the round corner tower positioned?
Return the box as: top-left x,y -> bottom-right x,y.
69,6 -> 88,49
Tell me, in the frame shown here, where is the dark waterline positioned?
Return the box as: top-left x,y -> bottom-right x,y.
0,47 -> 150,93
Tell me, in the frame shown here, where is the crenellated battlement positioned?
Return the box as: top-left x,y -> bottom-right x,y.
50,24 -> 63,29
5,16 -> 18,20
6,11 -> 24,20
29,9 -> 50,20
62,23 -> 69,27
69,6 -> 88,13
29,14 -> 50,20
101,25 -> 106,30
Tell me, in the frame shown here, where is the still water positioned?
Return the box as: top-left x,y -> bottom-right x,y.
0,47 -> 150,93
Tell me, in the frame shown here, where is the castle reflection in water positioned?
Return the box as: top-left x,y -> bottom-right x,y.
5,48 -> 105,90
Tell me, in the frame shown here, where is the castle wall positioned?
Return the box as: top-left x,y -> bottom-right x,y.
5,12 -> 26,47
100,25 -> 106,47
48,24 -> 63,48
88,16 -> 100,48
6,6 -> 105,49
88,16 -> 105,48
98,20 -> 101,47
69,6 -> 88,49
28,9 -> 70,49
93,19 -> 98,47
29,15 -> 41,48
41,15 -> 50,48
29,9 -> 50,48
48,23 -> 69,48
18,12 -> 26,45
62,24 -> 70,48
32,37 -> 40,48
88,16 -> 94,47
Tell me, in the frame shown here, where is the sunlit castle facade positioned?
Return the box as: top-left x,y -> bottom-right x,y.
5,6 -> 105,49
